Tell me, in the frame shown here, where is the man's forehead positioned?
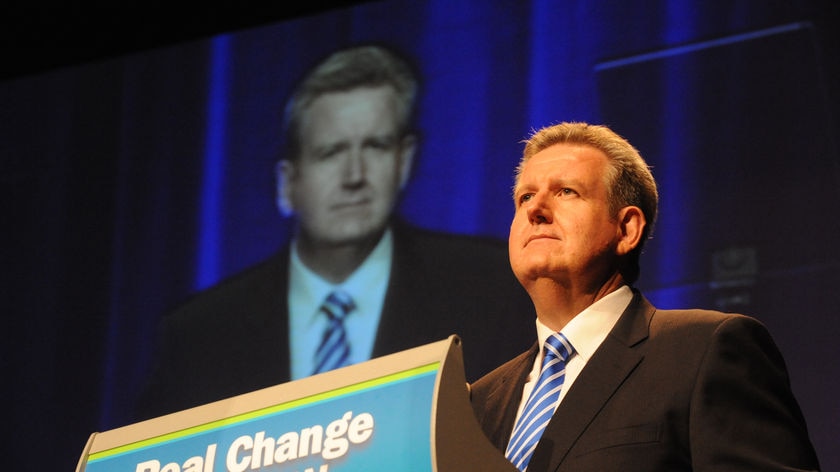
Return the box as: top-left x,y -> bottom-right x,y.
522,146 -> 606,174
305,127 -> 398,148
300,92 -> 400,142
305,85 -> 399,114
514,145 -> 609,192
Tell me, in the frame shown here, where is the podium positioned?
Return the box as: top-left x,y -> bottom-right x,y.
76,335 -> 516,471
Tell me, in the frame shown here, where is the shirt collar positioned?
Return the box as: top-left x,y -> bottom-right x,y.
535,285 -> 633,362
289,229 -> 393,321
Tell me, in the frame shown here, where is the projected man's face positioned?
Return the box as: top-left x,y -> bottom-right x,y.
282,86 -> 415,248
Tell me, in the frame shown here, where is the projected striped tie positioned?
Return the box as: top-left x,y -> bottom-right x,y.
505,332 -> 574,471
312,290 -> 356,375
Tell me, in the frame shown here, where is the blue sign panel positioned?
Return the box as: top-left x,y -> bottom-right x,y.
85,364 -> 439,472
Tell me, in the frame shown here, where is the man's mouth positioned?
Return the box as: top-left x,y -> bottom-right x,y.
525,234 -> 559,245
333,199 -> 371,211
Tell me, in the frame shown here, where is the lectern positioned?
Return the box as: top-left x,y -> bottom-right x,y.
76,335 -> 516,471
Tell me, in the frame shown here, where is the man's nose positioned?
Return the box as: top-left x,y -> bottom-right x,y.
342,148 -> 366,184
526,193 -> 552,224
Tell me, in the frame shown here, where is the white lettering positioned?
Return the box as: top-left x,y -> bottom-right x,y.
251,431 -> 275,469
182,456 -> 202,472
136,459 -> 160,472
299,425 -> 323,458
137,411 -> 376,472
203,444 -> 217,472
226,435 -> 252,472
303,466 -> 330,472
135,444 -> 216,472
182,443 -> 215,472
322,411 -> 352,460
274,431 -> 299,463
348,412 -> 374,444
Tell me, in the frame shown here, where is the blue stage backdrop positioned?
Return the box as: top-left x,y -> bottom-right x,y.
2,1 -> 838,470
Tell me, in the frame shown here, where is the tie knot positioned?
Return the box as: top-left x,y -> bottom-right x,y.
544,332 -> 574,364
322,290 -> 355,321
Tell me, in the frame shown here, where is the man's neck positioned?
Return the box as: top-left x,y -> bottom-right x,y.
527,272 -> 626,332
294,231 -> 385,284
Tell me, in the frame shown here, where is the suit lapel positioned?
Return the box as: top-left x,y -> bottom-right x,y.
274,250 -> 292,382
528,292 -> 654,471
372,223 -> 452,357
482,345 -> 539,450
254,249 -> 292,383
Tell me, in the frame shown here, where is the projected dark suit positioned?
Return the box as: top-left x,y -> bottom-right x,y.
136,220 -> 534,420
470,292 -> 819,471
135,45 -> 537,421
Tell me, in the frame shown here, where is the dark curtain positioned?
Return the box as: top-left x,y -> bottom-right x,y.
3,0 -> 838,470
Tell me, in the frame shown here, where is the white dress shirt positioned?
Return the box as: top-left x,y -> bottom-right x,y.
513,285 -> 633,422
287,230 -> 393,380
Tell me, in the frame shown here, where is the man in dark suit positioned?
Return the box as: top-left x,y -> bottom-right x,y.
135,45 -> 533,420
470,122 -> 819,471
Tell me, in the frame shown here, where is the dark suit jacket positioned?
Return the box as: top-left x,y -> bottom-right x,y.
135,221 -> 535,420
470,291 -> 819,471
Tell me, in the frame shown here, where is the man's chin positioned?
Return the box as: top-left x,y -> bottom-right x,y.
513,262 -> 568,283
319,224 -> 387,247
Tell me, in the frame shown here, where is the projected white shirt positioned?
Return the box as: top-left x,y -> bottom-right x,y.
288,229 -> 392,380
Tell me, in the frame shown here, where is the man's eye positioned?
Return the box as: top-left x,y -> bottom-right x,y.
519,193 -> 533,204
317,145 -> 344,160
365,136 -> 396,151
559,188 -> 576,196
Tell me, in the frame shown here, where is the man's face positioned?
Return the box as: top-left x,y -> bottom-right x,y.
509,143 -> 623,289
280,86 -> 414,248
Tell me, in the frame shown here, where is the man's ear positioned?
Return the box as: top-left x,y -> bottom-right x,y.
275,160 -> 296,217
616,206 -> 645,256
398,134 -> 417,190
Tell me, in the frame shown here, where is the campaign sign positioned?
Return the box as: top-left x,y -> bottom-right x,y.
84,363 -> 439,472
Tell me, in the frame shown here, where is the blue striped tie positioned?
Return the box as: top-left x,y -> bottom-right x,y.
505,332 -> 574,471
312,290 -> 355,375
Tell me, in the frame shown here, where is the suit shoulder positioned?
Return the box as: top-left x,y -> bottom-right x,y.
652,307 -> 764,332
393,224 -> 511,271
167,251 -> 287,325
648,307 -> 777,358
397,224 -> 507,252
